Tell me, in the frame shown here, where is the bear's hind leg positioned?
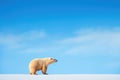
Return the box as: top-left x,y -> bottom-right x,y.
30,68 -> 37,75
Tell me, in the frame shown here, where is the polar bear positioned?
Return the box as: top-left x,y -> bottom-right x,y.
29,57 -> 57,75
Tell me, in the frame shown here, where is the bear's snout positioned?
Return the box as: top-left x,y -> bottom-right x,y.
54,59 -> 58,62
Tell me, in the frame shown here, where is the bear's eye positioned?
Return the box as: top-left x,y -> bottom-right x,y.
50,58 -> 53,60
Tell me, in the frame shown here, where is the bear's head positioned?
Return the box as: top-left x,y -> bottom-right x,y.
44,57 -> 58,65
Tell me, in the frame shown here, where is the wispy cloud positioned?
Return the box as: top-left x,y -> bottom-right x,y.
20,48 -> 45,54
20,30 -> 46,40
0,30 -> 46,50
58,28 -> 120,56
1,28 -> 120,56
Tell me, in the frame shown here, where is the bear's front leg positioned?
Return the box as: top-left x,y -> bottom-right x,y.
42,65 -> 48,75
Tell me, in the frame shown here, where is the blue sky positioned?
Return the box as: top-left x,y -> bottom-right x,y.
0,0 -> 120,74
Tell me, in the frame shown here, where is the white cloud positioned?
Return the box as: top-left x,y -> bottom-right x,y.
58,28 -> 120,56
20,30 -> 46,40
1,28 -> 120,56
0,30 -> 46,49
19,48 -> 45,54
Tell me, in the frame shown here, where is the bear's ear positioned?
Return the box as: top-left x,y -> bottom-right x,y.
49,57 -> 53,60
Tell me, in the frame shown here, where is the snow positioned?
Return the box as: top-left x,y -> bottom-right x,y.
0,74 -> 120,80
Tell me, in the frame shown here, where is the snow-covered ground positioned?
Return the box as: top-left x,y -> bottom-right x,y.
0,74 -> 120,80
